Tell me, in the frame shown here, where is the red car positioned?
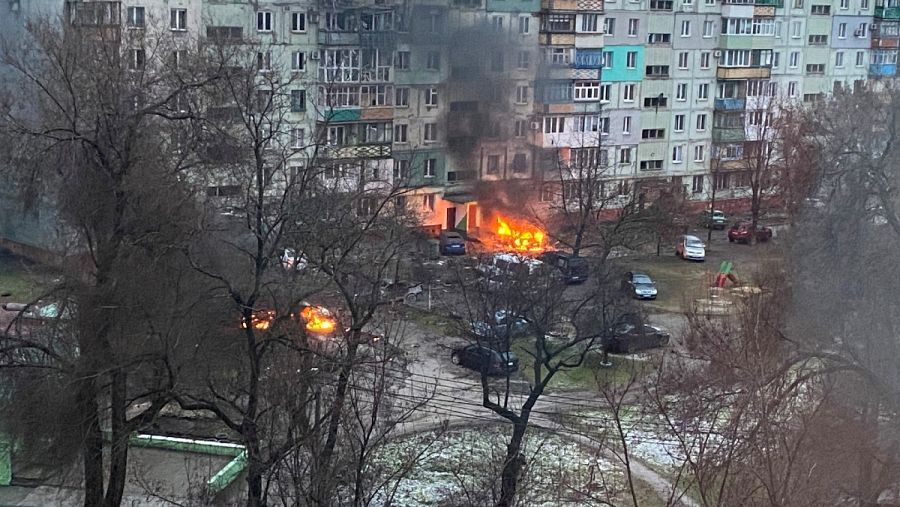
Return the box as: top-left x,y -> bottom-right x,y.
728,221 -> 773,243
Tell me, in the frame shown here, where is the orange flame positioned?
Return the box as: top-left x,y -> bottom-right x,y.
241,310 -> 275,330
300,306 -> 337,334
495,216 -> 546,253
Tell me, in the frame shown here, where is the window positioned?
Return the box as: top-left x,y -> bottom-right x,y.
256,11 -> 272,32
788,81 -> 798,97
640,160 -> 663,171
623,116 -> 632,134
692,175 -> 704,194
290,90 -> 306,112
747,110 -> 765,126
698,83 -> 709,100
487,155 -> 500,174
424,159 -> 436,178
772,52 -> 781,69
835,51 -> 845,68
515,85 -> 528,104
574,81 -> 601,100
674,114 -> 685,132
700,52 -> 711,68
856,51 -> 865,66
696,114 -> 707,131
641,128 -> 665,139
623,84 -> 635,101
789,51 -> 800,68
672,145 -> 684,163
512,153 -> 527,173
794,0 -> 803,7
808,34 -> 828,45
694,145 -> 705,162
650,0 -> 673,8
581,13 -> 600,32
172,49 -> 186,69
426,51 -> 441,70
862,0 -> 869,8
291,128 -> 305,148
857,23 -> 868,37
604,17 -> 615,35
126,6 -> 145,28
424,123 -> 437,142
394,123 -> 408,143
703,20 -> 714,37
395,51 -> 410,70
170,8 -> 187,30
291,51 -> 306,72
602,51 -> 613,68
646,65 -> 670,77
643,95 -> 667,108
810,4 -> 831,14
576,115 -> 601,132
393,160 -> 409,179
257,51 -> 272,72
628,18 -> 639,36
424,88 -> 438,107
423,194 -> 435,211
515,120 -> 527,137
648,33 -> 671,44
791,21 -> 802,38
678,52 -> 689,69
619,147 -> 632,164
599,84 -> 611,101
676,83 -> 688,100
775,20 -> 783,37
626,51 -> 637,69
806,63 -> 825,74
491,16 -> 504,32
544,116 -> 565,133
128,48 -> 145,70
838,23 -> 847,38
395,88 -> 409,107
681,20 -> 691,37
291,12 -> 306,32
519,16 -> 530,34
518,51 -> 531,69
545,14 -> 576,32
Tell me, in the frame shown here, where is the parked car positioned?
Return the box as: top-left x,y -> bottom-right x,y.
469,310 -> 530,340
727,221 -> 773,243
451,344 -> 519,375
675,235 -> 706,261
439,230 -> 466,255
603,321 -> 670,354
538,251 -> 590,284
622,271 -> 658,300
476,253 -> 543,290
281,248 -> 309,271
700,209 -> 727,229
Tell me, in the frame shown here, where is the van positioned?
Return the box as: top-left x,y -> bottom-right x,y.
538,251 -> 589,284
476,253 -> 543,290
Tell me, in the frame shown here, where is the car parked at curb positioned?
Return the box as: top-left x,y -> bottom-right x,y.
451,345 -> 519,375
622,271 -> 658,300
675,235 -> 706,261
603,321 -> 671,354
700,209 -> 727,229
439,230 -> 466,255
727,221 -> 773,244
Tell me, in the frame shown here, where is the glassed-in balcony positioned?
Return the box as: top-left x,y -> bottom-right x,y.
869,63 -> 898,76
714,98 -> 747,110
754,0 -> 784,6
712,127 -> 745,142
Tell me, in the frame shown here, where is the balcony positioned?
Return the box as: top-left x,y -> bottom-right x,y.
714,98 -> 746,110
876,6 -> 900,18
869,63 -> 898,76
754,0 -> 784,6
716,67 -> 771,79
317,31 -> 360,46
712,127 -> 745,143
574,49 -> 604,69
321,143 -> 392,160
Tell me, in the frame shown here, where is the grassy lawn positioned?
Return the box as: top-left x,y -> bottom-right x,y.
510,338 -> 654,392
0,251 -> 57,302
616,254 -> 714,314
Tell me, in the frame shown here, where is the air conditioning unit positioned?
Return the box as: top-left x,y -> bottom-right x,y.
530,121 -> 541,131
309,51 -> 321,60
713,50 -> 722,58
870,23 -> 877,30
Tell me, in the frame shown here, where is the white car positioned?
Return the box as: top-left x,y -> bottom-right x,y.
476,253 -> 543,290
676,235 -> 706,261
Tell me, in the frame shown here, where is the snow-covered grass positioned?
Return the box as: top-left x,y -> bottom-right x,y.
369,425 -> 629,506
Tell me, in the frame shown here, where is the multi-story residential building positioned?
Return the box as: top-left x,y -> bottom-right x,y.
3,0 -> 891,250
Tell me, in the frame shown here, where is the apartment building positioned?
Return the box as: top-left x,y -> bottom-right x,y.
3,0 -> 886,235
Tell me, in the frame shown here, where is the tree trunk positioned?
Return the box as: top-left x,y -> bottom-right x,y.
244,428 -> 264,507
104,369 -> 129,507
497,421 -> 528,507
77,377 -> 104,507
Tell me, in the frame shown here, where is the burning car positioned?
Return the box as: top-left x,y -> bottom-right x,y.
240,303 -> 337,336
493,216 -> 547,253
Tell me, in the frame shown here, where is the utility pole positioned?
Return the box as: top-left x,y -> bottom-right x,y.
707,154 -> 720,245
